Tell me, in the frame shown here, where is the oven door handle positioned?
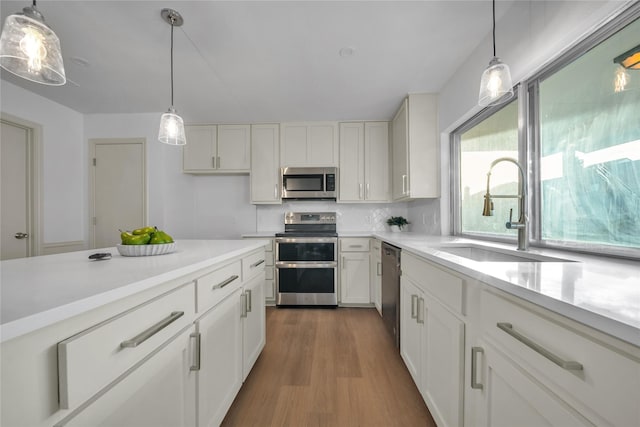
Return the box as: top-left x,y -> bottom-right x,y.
276,262 -> 337,269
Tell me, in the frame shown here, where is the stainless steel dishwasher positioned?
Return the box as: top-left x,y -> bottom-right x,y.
381,242 -> 401,348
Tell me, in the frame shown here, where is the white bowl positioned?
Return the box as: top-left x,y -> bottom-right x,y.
116,242 -> 176,257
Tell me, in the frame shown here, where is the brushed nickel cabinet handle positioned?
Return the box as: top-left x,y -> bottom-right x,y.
250,259 -> 265,268
120,311 -> 184,348
497,322 -> 583,371
359,183 -> 363,199
417,297 -> 425,324
240,292 -> 248,318
411,295 -> 417,319
14,232 -> 29,239
190,332 -> 201,371
217,156 -> 221,169
246,289 -> 252,313
366,183 -> 370,199
471,347 -> 484,390
212,156 -> 216,168
212,275 -> 239,290
274,184 -> 278,199
376,262 -> 382,276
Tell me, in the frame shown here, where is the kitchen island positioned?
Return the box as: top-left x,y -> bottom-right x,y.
0,239 -> 268,427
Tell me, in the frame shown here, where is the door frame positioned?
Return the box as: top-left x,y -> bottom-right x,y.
1,113 -> 42,257
89,138 -> 147,249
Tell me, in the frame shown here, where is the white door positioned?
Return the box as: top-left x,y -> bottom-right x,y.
91,139 -> 146,249
250,124 -> 280,203
364,122 -> 390,202
242,275 -> 266,380
1,120 -> 31,260
217,125 -> 250,171
339,122 -> 364,201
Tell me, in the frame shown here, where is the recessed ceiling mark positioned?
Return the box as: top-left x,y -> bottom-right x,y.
339,47 -> 355,57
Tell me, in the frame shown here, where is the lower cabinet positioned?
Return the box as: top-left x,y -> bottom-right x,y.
197,288 -> 243,427
58,326 -> 197,427
371,239 -> 382,315
242,274 -> 266,381
339,237 -> 371,304
400,276 -> 424,384
471,340 -> 593,427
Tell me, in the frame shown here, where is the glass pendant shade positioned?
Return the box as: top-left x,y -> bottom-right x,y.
478,57 -> 514,107
158,107 -> 186,146
0,8 -> 66,86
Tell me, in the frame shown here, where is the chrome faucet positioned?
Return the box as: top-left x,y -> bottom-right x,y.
482,157 -> 528,251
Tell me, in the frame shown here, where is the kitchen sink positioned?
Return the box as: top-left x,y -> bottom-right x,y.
436,245 -> 575,263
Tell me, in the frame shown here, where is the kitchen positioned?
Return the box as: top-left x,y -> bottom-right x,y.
1,1 -> 639,426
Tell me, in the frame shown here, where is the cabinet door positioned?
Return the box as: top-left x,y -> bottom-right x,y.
183,125 -> 216,172
370,239 -> 382,315
422,294 -> 465,427
308,123 -> 338,166
474,340 -> 593,427
280,124 -> 308,166
364,122 -> 389,202
392,100 -> 408,201
59,327 -> 196,427
339,122 -> 364,201
251,124 -> 281,203
400,277 -> 423,386
217,125 -> 250,171
197,289 -> 243,427
340,252 -> 371,304
242,275 -> 266,380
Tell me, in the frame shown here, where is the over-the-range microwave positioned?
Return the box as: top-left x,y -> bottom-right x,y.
281,167 -> 337,200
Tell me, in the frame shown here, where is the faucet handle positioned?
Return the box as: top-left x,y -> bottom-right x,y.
506,208 -> 524,229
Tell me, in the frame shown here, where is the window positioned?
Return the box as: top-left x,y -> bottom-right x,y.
453,9 -> 640,257
457,100 -> 519,238
536,16 -> 640,250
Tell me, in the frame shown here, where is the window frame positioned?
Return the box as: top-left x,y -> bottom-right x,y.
451,3 -> 640,259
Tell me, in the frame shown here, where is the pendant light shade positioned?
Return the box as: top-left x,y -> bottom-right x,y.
0,2 -> 66,86
478,0 -> 513,107
158,9 -> 186,146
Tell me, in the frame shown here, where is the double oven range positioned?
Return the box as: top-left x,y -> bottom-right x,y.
275,212 -> 338,306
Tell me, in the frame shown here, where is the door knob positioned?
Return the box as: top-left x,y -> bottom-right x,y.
14,232 -> 29,239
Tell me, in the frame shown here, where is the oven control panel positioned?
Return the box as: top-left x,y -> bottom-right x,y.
284,212 -> 336,225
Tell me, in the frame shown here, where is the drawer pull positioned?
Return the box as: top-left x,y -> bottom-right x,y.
213,274 -> 239,290
471,347 -> 484,390
250,259 -> 265,268
497,322 -> 584,371
120,311 -> 184,348
349,245 -> 363,248
190,332 -> 201,371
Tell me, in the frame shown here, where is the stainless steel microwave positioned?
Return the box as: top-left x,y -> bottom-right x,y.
281,167 -> 337,200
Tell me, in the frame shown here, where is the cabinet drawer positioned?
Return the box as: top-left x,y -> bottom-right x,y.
402,253 -> 464,314
243,250 -> 266,281
197,261 -> 242,313
58,283 -> 195,410
340,238 -> 370,252
481,290 -> 640,427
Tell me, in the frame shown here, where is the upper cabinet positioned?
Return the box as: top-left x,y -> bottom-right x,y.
339,122 -> 389,202
250,124 -> 281,204
280,122 -> 338,167
183,124 -> 251,174
391,93 -> 439,201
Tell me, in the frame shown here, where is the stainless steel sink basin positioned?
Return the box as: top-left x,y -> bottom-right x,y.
436,245 -> 574,263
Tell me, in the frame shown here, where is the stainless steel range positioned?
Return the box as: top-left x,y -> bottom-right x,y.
275,212 -> 338,306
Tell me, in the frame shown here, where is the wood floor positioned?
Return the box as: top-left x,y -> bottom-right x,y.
222,307 -> 436,427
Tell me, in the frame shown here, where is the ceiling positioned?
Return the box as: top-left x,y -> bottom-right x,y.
0,0 -> 508,123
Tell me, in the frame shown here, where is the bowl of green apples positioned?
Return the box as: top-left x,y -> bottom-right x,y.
116,226 -> 176,256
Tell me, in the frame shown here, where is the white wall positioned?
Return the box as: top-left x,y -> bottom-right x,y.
84,113 -> 257,239
436,0 -> 633,234
0,80 -> 85,244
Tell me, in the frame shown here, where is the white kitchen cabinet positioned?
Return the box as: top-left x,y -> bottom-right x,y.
370,239 -> 382,315
391,93 -> 439,200
183,124 -> 250,173
339,238 -> 371,304
280,122 -> 338,166
241,274 -> 266,381
57,326 -> 197,427
242,238 -> 275,305
250,124 -> 281,204
471,339 -> 592,427
400,276 -> 424,386
196,287 -> 243,427
338,122 -> 389,202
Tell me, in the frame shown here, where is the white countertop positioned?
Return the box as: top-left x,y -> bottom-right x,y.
0,239 -> 267,343
371,233 -> 640,347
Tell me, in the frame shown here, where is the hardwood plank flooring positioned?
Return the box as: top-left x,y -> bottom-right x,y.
222,307 -> 436,427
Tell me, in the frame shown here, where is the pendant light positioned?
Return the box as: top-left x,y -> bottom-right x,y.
158,9 -> 186,146
478,0 -> 513,107
614,44 -> 640,70
0,0 -> 65,86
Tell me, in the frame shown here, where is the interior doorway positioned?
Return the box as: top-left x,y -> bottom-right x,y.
89,138 -> 146,249
0,115 -> 41,260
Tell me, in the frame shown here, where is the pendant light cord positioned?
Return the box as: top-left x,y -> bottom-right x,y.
492,0 -> 496,57
170,20 -> 175,108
